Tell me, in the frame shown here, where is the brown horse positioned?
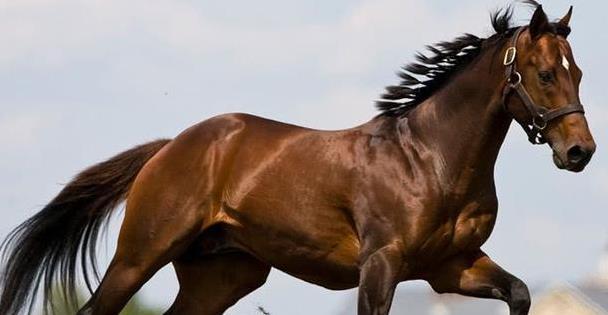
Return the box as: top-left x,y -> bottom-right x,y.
0,3 -> 596,315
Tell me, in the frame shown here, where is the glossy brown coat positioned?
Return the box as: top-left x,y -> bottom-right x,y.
0,4 -> 596,315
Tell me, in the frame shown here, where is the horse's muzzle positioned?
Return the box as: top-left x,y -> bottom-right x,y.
553,143 -> 595,172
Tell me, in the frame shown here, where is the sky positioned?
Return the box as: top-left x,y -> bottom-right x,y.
1,0 -> 607,314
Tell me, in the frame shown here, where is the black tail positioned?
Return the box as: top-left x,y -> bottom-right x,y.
0,139 -> 171,315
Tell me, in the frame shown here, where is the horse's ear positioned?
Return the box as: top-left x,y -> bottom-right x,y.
529,5 -> 550,40
556,6 -> 573,38
559,6 -> 573,28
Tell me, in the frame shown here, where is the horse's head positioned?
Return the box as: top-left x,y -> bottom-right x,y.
505,5 -> 596,172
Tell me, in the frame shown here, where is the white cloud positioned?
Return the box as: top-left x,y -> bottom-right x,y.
0,0 -> 495,76
0,111 -> 55,149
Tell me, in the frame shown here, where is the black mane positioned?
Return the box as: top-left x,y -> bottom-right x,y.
376,2 -> 570,116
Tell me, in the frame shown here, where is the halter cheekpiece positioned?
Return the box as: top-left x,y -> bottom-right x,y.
502,27 -> 585,144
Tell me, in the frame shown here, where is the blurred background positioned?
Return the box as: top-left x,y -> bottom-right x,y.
1,0 -> 606,314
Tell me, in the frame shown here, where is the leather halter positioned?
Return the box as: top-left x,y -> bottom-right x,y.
502,27 -> 585,144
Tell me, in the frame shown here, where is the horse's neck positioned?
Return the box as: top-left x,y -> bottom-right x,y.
405,53 -> 512,190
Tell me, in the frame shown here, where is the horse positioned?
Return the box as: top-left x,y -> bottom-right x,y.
0,3 -> 596,315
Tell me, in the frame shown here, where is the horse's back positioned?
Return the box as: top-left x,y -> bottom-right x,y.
126,112 -> 316,227
178,112 -> 313,142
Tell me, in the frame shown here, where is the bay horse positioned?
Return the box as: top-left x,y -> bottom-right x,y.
0,3 -> 596,315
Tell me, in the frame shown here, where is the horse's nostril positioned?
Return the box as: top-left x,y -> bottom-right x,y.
567,145 -> 587,164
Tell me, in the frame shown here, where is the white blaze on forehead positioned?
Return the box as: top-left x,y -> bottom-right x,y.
562,55 -> 571,71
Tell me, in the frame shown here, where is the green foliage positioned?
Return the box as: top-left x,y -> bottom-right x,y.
46,287 -> 162,315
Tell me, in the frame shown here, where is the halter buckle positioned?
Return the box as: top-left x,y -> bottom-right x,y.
508,72 -> 522,87
503,47 -> 517,66
532,114 -> 547,130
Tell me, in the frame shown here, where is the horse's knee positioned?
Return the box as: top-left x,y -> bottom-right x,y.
509,279 -> 531,313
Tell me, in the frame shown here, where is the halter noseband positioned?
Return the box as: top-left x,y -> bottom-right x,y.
502,27 -> 585,144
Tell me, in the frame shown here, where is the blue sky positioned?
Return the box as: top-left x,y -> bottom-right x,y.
1,0 -> 607,314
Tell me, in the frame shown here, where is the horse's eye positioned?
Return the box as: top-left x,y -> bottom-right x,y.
538,71 -> 554,84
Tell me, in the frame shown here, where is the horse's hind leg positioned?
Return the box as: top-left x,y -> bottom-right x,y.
79,193 -> 204,314
166,252 -> 271,315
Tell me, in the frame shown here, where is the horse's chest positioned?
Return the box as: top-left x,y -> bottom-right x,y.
451,203 -> 497,250
418,201 -> 497,256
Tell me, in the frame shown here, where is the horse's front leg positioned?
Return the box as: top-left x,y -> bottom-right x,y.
427,250 -> 531,315
357,242 -> 406,315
